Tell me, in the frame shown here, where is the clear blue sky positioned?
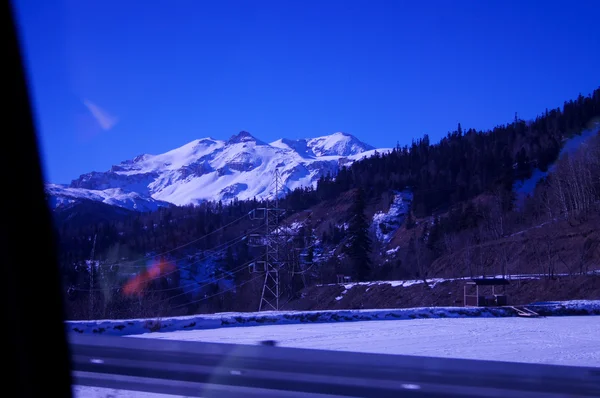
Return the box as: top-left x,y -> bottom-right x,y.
12,0 -> 600,184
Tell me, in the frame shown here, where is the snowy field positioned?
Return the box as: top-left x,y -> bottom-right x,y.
131,316 -> 600,367
74,316 -> 600,396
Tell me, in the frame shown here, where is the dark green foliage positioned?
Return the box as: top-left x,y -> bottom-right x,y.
344,188 -> 372,281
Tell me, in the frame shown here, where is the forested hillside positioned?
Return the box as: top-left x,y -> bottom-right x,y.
53,88 -> 600,319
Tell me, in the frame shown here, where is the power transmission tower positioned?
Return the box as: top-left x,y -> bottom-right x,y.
248,170 -> 286,311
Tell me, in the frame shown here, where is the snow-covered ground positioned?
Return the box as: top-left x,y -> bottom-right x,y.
131,316 -> 600,367
73,315 -> 600,397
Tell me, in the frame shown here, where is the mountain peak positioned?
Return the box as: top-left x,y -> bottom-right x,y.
227,131 -> 266,145
307,132 -> 374,157
133,154 -> 151,163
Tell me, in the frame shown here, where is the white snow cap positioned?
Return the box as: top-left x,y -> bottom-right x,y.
48,131 -> 391,210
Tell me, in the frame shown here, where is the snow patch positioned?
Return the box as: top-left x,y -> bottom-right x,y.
386,246 -> 400,255
372,190 -> 413,243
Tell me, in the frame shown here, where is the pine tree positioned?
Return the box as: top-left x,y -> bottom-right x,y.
344,188 -> 372,281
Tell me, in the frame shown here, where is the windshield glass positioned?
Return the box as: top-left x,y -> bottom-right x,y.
10,0 -> 600,396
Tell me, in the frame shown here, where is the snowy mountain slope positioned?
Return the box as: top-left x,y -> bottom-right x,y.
47,184 -> 172,212
271,132 -> 375,158
48,132 -> 390,211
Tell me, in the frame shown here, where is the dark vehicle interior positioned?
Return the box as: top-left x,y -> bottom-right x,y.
4,0 -> 73,396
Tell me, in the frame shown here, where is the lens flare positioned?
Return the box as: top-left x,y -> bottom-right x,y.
123,259 -> 176,296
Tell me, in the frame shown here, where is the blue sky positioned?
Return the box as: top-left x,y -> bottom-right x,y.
12,0 -> 600,184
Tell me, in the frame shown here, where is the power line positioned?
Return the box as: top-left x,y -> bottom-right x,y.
163,256 -> 259,296
151,252 -> 263,299
114,221 -> 264,270
71,183 -> 350,314
169,273 -> 264,311
70,191 -> 286,297
151,255 -> 266,308
71,225 -> 263,292
85,212 -> 253,270
288,214 -> 356,282
77,255 -> 264,316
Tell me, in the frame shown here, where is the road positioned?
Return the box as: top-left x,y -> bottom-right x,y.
70,333 -> 600,397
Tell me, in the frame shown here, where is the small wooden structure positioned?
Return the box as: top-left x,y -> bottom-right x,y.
463,278 -> 509,307
336,274 -> 352,284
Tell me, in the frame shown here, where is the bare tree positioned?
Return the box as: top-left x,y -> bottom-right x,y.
443,232 -> 458,256
537,183 -> 557,221
547,135 -> 600,220
456,232 -> 475,278
538,229 -> 561,279
578,235 -> 600,275
497,239 -> 518,278
407,232 -> 433,286
531,238 -> 547,278
485,189 -> 507,239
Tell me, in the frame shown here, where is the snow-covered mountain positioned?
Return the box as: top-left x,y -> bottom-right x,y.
48,132 -> 390,211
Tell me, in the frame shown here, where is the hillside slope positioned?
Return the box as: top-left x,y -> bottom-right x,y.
288,275 -> 600,311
